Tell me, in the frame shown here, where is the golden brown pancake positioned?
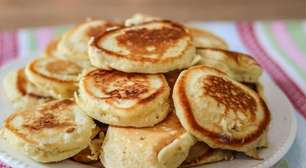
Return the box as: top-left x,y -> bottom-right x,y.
101,112 -> 197,168
188,27 -> 228,49
56,20 -> 122,60
3,68 -> 54,109
124,14 -> 228,52
25,57 -> 83,98
2,99 -> 96,163
72,122 -> 108,163
76,68 -> 171,127
173,65 -> 271,156
88,20 -> 199,73
197,47 -> 262,83
43,37 -> 60,58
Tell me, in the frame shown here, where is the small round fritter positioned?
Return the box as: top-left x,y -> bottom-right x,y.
88,20 -> 199,73
76,68 -> 171,127
173,65 -> 270,156
2,99 -> 96,163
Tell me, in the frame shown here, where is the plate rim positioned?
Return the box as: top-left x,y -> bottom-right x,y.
0,56 -> 298,168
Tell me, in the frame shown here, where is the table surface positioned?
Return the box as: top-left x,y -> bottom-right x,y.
0,0 -> 305,30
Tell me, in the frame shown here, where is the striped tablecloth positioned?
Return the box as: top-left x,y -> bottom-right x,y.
0,21 -> 305,168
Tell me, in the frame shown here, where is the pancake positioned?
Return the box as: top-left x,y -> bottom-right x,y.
173,65 -> 271,156
124,13 -> 228,52
72,128 -> 105,163
72,122 -> 108,163
56,20 -> 121,60
2,99 -> 96,163
43,37 -> 60,58
188,27 -> 228,49
88,20 -> 199,73
124,13 -> 160,26
75,68 -> 171,127
197,48 -> 262,83
242,82 -> 269,159
168,71 -> 268,159
101,112 -> 197,168
3,69 -> 54,109
25,57 -> 83,99
181,142 -> 233,167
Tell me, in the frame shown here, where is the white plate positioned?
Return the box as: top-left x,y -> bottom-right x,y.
0,57 -> 297,168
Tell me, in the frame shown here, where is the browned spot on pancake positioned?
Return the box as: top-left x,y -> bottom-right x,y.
39,99 -> 74,112
92,20 -> 192,63
88,70 -> 150,99
22,100 -> 75,131
46,60 -> 81,75
176,66 -> 270,146
23,113 -> 72,131
116,27 -> 186,55
203,76 -> 256,117
87,21 -> 121,37
29,59 -> 78,83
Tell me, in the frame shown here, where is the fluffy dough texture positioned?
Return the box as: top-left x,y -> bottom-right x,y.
43,37 -> 60,58
88,20 -> 199,73
2,99 -> 96,163
3,69 -> 53,109
56,20 -> 121,60
188,27 -> 228,49
76,68 -> 171,127
197,48 -> 262,83
101,113 -> 197,168
72,130 -> 105,163
25,57 -> 83,99
173,65 -> 270,156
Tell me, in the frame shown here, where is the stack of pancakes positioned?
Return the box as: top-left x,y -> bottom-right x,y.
1,14 -> 270,167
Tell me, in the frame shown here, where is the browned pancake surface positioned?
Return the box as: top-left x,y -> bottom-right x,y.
16,69 -> 53,100
29,59 -> 82,83
176,66 -> 270,146
116,26 -> 186,55
4,99 -> 76,144
91,20 -> 192,62
83,69 -> 167,107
